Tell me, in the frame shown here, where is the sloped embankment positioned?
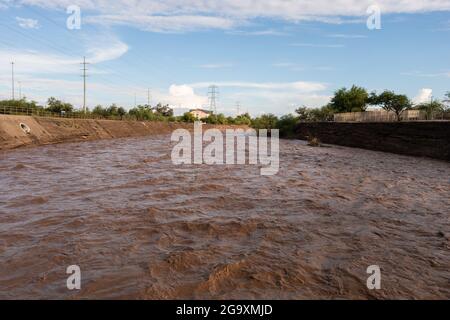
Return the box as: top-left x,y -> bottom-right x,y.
294,121 -> 450,161
0,115 -> 193,151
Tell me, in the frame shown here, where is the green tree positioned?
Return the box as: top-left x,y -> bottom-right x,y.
416,100 -> 444,120
226,116 -> 235,124
251,114 -> 278,130
312,105 -> 335,121
153,103 -> 173,117
129,105 -> 154,121
234,113 -> 252,125
46,97 -> 74,113
277,114 -> 298,138
106,103 -> 119,116
295,106 -> 310,121
370,90 -> 412,121
180,112 -> 196,123
443,92 -> 450,112
330,85 -> 369,113
0,98 -> 42,110
117,107 -> 127,119
295,105 -> 335,122
92,105 -> 106,117
205,113 -> 228,124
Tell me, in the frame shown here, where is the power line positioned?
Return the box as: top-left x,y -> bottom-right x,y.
1,11 -> 188,109
11,62 -> 15,100
81,56 -> 90,113
1,13 -> 181,109
147,88 -> 151,106
208,85 -> 219,114
0,22 -> 148,100
24,6 -> 176,85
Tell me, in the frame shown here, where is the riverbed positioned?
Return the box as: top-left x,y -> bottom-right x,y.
0,135 -> 449,299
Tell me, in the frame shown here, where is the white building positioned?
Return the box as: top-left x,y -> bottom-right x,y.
189,109 -> 212,120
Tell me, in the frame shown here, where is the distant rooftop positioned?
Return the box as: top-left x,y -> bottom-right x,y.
189,109 -> 212,114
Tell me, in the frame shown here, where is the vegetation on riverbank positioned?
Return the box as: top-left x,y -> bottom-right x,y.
1,87 -> 448,138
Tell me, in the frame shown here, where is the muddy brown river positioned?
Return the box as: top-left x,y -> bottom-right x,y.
0,135 -> 449,299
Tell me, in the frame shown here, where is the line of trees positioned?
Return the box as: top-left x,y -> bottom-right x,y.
0,97 -> 255,125
291,86 -> 450,122
1,88 -> 449,138
253,87 -> 450,137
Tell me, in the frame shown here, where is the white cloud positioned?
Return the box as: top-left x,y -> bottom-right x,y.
86,39 -> 129,64
166,84 -> 207,108
229,91 -> 332,115
273,62 -> 297,68
188,80 -> 329,115
272,63 -> 334,72
227,29 -> 289,36
16,17 -> 40,29
414,88 -> 433,104
290,43 -> 345,48
402,70 -> 450,78
0,51 -> 104,76
84,14 -> 237,33
0,50 -> 79,75
0,36 -> 128,76
328,33 -> 367,38
199,63 -> 233,69
189,81 -> 327,92
14,0 -> 450,32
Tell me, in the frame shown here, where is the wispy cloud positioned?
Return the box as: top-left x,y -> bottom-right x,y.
16,17 -> 40,29
327,33 -> 367,38
12,0 -> 450,33
290,43 -> 345,48
0,36 -> 128,76
86,38 -> 129,64
272,62 -> 297,68
190,81 -> 327,92
85,15 -> 238,33
227,29 -> 289,36
402,70 -> 450,78
272,62 -> 334,72
198,63 -> 233,69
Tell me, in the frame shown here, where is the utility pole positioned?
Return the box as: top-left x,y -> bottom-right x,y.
236,101 -> 241,116
134,93 -> 137,108
80,56 -> 90,114
11,62 -> 15,100
430,95 -> 434,120
147,88 -> 151,107
208,85 -> 219,114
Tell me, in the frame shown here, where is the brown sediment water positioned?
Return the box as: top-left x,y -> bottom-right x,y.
0,135 -> 449,299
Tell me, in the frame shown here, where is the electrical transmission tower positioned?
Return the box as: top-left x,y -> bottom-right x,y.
80,56 -> 90,114
11,62 -> 15,100
236,101 -> 241,116
147,88 -> 151,107
208,85 -> 219,114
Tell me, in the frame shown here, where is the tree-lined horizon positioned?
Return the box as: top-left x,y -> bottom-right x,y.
1,86 -> 449,132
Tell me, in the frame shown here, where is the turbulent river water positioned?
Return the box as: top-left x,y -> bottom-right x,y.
0,135 -> 449,299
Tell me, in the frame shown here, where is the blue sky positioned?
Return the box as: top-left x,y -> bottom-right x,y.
0,0 -> 449,116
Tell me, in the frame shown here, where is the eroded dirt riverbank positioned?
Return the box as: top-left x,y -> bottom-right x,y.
0,135 -> 449,299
